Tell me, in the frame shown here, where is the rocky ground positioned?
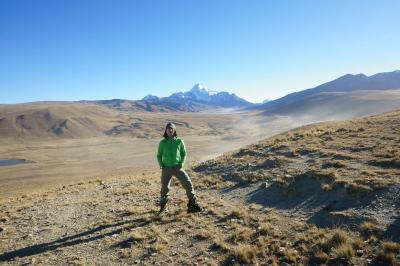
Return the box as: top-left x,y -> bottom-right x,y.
0,171 -> 399,265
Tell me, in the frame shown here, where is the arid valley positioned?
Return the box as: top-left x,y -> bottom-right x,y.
1,85 -> 400,265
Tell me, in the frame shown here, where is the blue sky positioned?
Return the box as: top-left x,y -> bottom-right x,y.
1,0 -> 399,104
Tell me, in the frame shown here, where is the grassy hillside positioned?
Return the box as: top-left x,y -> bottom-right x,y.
195,109 -> 400,190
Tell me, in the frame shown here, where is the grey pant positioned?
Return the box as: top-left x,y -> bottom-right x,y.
160,167 -> 196,206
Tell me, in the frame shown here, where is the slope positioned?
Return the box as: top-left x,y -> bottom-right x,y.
0,102 -> 123,139
194,109 -> 400,238
261,89 -> 400,121
257,70 -> 400,112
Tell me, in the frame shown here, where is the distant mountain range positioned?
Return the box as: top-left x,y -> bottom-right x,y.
2,70 -> 400,140
95,70 -> 400,113
159,83 -> 252,108
93,84 -> 253,112
254,70 -> 400,113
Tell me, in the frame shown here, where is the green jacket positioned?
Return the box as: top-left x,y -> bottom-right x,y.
157,137 -> 186,168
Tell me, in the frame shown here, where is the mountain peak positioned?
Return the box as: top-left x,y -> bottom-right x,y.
189,83 -> 218,97
191,83 -> 206,91
142,94 -> 159,101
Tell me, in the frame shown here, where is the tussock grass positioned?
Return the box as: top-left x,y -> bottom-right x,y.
382,241 -> 400,253
231,244 -> 257,264
359,221 -> 379,238
309,249 -> 329,264
231,208 -> 247,219
258,222 -> 274,235
212,238 -> 230,251
375,250 -> 395,265
372,241 -> 400,265
231,226 -> 253,243
281,248 -> 298,264
329,229 -> 350,247
332,243 -> 355,261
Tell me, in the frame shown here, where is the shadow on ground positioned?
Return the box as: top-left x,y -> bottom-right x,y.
385,216 -> 400,242
0,215 -> 153,262
242,174 -> 393,230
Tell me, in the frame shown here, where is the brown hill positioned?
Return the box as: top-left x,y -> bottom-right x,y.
260,89 -> 400,121
0,102 -> 255,141
0,102 -> 122,139
255,70 -> 400,112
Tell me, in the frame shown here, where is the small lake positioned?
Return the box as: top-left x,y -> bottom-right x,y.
0,159 -> 31,166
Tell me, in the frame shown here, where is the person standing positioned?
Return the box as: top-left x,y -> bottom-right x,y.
157,122 -> 202,213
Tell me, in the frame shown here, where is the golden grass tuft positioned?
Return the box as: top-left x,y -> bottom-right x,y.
231,244 -> 257,264
231,226 -> 253,243
328,229 -> 350,247
382,241 -> 400,253
258,222 -> 274,235
309,249 -> 329,264
281,248 -> 298,264
359,221 -> 379,237
332,243 -> 355,261
231,208 -> 247,219
212,238 -> 230,251
375,250 -> 395,265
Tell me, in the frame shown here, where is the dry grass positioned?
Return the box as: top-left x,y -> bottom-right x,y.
375,250 -> 396,265
359,221 -> 380,238
322,229 -> 351,251
372,241 -> 400,266
195,109 -> 400,191
231,225 -> 253,243
129,229 -> 147,242
1,176 -> 398,265
309,249 -> 329,264
258,222 -> 274,235
231,244 -> 257,264
382,241 -> 400,253
332,243 -> 355,261
230,208 -> 247,219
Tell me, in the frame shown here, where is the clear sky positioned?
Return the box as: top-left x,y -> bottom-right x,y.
1,0 -> 399,104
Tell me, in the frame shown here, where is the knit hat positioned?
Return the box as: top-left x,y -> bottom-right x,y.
166,122 -> 176,129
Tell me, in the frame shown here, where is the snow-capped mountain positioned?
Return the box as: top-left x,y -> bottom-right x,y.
188,83 -> 218,99
95,84 -> 254,113
137,83 -> 254,111
164,83 -> 253,108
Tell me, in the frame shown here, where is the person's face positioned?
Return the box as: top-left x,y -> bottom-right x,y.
166,127 -> 174,137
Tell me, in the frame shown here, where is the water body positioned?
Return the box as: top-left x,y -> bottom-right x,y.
0,159 -> 30,166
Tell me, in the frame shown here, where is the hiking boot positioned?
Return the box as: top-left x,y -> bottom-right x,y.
187,198 -> 202,213
157,199 -> 168,216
